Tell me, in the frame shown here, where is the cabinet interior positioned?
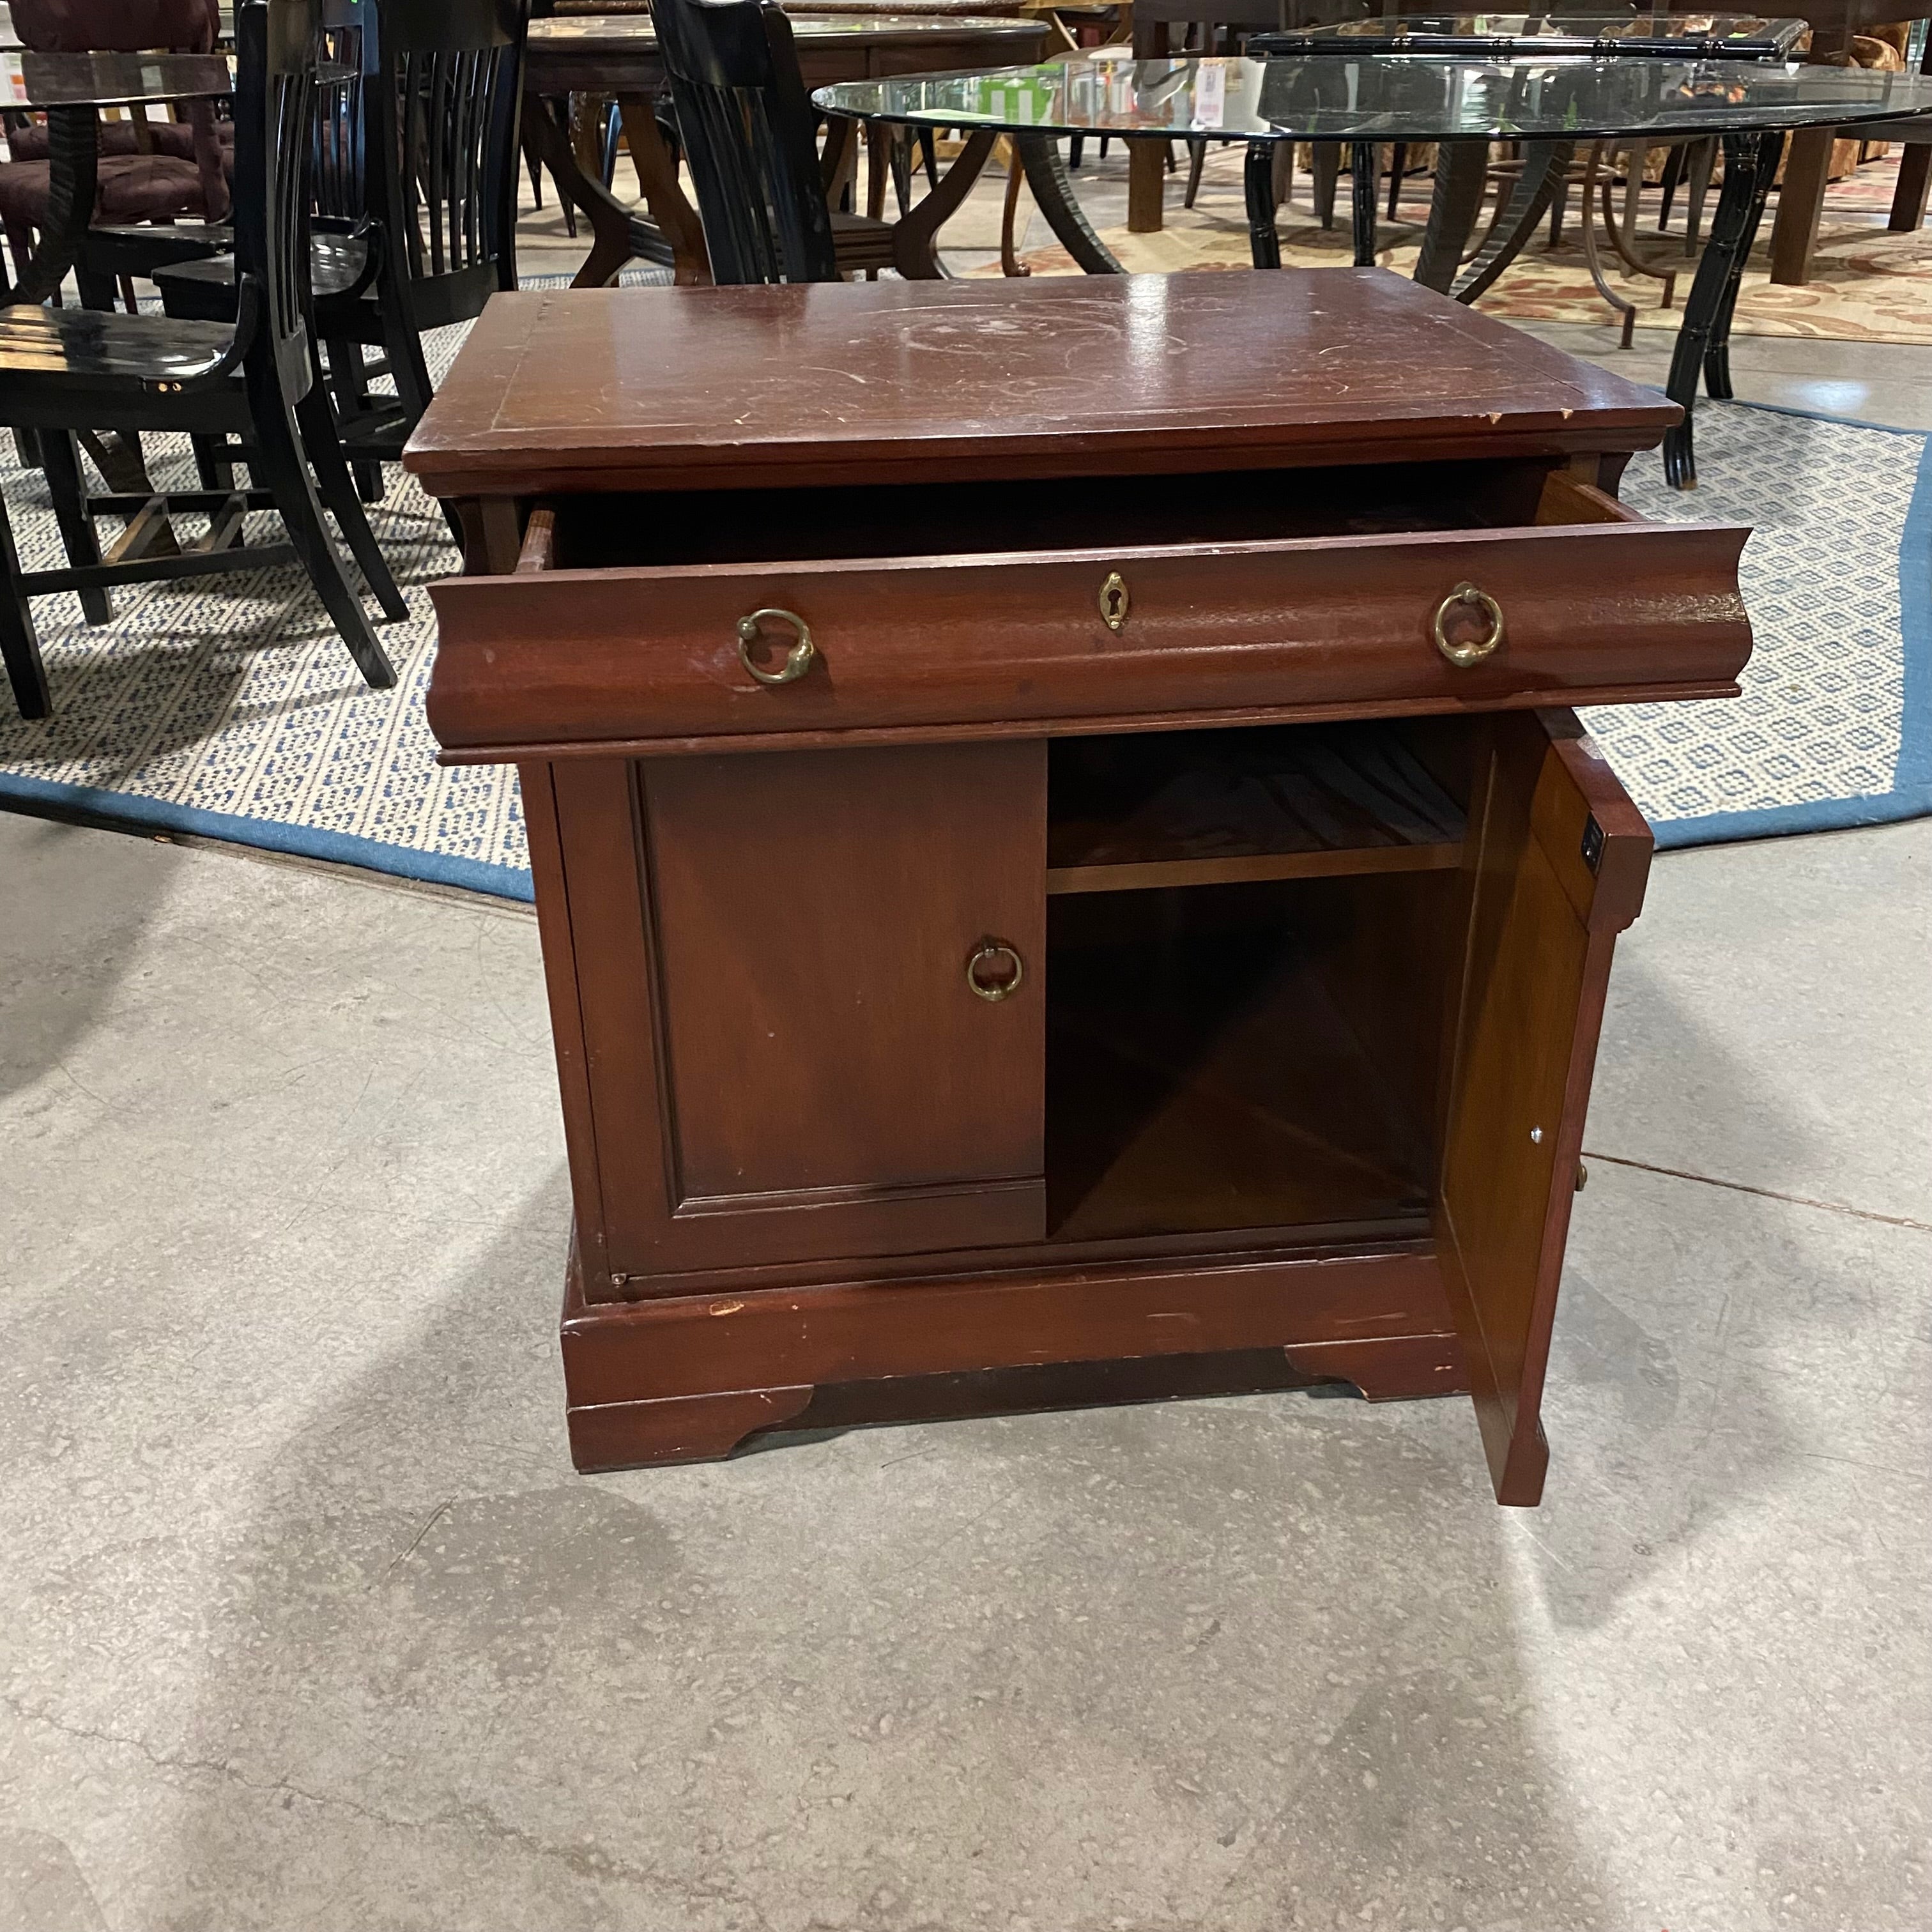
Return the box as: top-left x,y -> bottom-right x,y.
546,458 -> 1574,569
1043,717 -> 1475,1245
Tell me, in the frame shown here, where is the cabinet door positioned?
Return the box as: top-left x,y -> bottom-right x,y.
1437,710 -> 1652,1506
555,742 -> 1047,1285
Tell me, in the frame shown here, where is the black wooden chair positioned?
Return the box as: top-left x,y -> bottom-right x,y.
0,0 -> 404,720
652,0 -> 862,285
155,0 -> 530,502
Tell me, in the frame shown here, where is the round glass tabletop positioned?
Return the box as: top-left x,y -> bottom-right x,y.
2,49 -> 233,111
813,52 -> 1932,141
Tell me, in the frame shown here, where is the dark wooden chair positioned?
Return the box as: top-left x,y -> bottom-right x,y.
0,0 -> 234,303
155,0 -> 529,500
652,0 -> 883,284
0,0 -> 405,720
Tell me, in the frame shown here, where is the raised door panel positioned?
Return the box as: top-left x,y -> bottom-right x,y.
553,744 -> 1047,1287
1436,710 -> 1652,1506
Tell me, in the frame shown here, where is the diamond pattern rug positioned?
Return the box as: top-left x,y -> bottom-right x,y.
0,355 -> 1925,898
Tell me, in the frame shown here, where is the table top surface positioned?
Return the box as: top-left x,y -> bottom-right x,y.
1251,13 -> 1808,58
542,0 -> 1041,12
814,52 -> 1932,138
404,272 -> 1677,496
528,10 -> 1044,52
1,48 -> 231,110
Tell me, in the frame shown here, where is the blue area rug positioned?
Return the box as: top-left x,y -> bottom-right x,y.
1586,401 -> 1932,848
0,382 -> 1926,899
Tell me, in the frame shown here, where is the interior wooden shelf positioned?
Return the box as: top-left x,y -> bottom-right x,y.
1046,722 -> 1466,896
1046,916 -> 1436,1244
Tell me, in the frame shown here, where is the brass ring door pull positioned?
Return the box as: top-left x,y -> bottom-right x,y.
736,608 -> 815,686
965,940 -> 1024,1002
1431,581 -> 1506,667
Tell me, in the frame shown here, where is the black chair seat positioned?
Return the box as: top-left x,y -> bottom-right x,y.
152,231 -> 372,321
0,302 -> 237,387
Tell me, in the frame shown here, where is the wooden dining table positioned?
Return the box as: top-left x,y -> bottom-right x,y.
521,8 -> 1050,285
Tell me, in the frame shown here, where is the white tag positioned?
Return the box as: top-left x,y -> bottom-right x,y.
1193,59 -> 1227,130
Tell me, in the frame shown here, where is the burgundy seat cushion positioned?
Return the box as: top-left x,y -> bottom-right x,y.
0,152 -> 220,229
5,118 -> 234,162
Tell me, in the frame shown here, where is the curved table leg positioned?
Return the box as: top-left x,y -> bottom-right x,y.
1662,128 -> 1783,488
1577,144 -> 1639,349
1411,139 -> 1489,293
999,143 -> 1031,278
891,127 -> 997,279
1015,132 -> 1124,275
521,93 -> 648,288
0,105 -> 98,308
1703,130 -> 1782,403
1452,140 -> 1573,303
616,94 -> 710,286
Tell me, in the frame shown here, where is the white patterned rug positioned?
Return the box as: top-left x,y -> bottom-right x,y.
0,383 -> 1926,900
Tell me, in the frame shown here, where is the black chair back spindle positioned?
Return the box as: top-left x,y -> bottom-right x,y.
240,0 -> 326,395
652,0 -> 838,285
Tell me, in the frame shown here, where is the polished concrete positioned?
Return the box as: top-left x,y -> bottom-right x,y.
3,806 -> 1929,1931
4,167 -> 1931,1932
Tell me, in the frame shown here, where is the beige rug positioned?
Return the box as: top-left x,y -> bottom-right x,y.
997,147 -> 1932,344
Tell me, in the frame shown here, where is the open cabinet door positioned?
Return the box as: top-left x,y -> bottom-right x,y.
1438,710 -> 1653,1506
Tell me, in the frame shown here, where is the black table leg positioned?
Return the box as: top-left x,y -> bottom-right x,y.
1412,141 -> 1489,293
1245,139 -> 1282,269
1350,142 -> 1378,266
1664,128 -> 1783,489
0,105 -> 98,308
1703,128 -> 1784,404
1014,134 -> 1124,275
1453,140 -> 1574,302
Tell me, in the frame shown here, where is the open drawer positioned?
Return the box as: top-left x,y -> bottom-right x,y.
427,465 -> 1751,757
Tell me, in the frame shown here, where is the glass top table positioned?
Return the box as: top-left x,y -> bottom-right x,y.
0,50 -> 236,310
814,52 -> 1932,488
1,49 -> 233,111
1248,12 -> 1808,60
815,52 -> 1932,142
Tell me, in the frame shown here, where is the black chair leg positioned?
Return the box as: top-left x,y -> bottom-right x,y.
1184,139 -> 1207,209
0,486 -> 50,719
245,367 -> 396,688
296,355 -> 409,622
1314,143 -> 1340,229
192,432 -> 236,491
1657,144 -> 1684,231
40,430 -> 112,625
323,338 -> 385,502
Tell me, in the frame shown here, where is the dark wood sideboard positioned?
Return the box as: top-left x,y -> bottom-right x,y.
406,272 -> 1751,1506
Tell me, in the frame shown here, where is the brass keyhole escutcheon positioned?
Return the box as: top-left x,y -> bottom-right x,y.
1431,581 -> 1505,667
1098,571 -> 1130,634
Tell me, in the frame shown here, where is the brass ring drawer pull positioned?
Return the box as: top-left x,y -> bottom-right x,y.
1432,581 -> 1506,667
736,607 -> 815,686
965,939 -> 1024,1002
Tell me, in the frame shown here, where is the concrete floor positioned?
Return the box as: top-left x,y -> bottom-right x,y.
4,171 -> 1931,1929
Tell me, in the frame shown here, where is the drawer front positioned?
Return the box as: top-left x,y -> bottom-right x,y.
428,521 -> 1750,754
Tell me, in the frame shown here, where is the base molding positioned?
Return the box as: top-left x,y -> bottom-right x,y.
560,1232 -> 1467,1471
